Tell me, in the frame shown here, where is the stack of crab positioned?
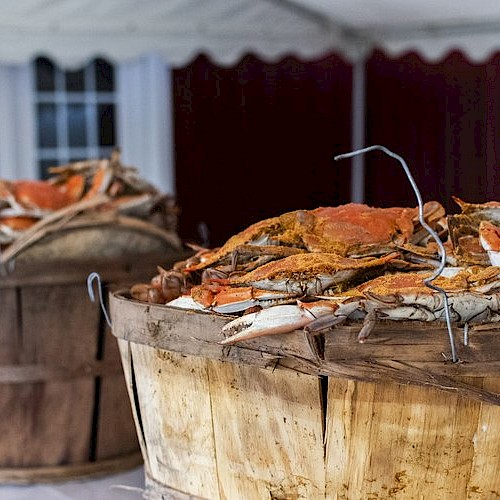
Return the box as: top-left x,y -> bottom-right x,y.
131,198 -> 500,345
0,150 -> 178,252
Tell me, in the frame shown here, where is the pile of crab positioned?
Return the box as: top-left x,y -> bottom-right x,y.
0,150 -> 178,248
131,198 -> 500,345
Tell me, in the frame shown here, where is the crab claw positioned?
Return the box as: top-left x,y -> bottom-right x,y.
166,295 -> 207,311
220,301 -> 338,345
191,283 -> 299,314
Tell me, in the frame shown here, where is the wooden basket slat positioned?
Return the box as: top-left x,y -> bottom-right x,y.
13,284 -> 98,466
110,293 -> 500,404
207,360 -> 325,499
0,288 -> 19,363
323,321 -> 500,363
0,221 -> 188,482
324,378 -> 485,498
111,293 -> 500,499
131,342 -> 220,497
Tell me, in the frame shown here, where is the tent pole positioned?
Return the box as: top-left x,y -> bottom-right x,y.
350,57 -> 366,203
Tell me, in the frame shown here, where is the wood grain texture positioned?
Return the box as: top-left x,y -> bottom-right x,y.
467,377 -> 500,498
325,378 -> 488,499
129,342 -> 219,498
111,295 -> 500,499
0,287 -> 25,467
117,339 -> 150,468
0,229 -> 188,477
208,361 -> 325,499
121,341 -> 325,499
110,293 -> 500,405
11,284 -> 99,466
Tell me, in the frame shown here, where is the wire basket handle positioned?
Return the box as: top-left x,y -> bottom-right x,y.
87,271 -> 113,329
335,145 -> 457,362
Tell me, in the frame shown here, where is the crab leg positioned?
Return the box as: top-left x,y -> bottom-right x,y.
220,300 -> 339,344
304,298 -> 364,333
357,309 -> 377,342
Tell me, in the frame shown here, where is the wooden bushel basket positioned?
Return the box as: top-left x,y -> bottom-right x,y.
0,215 -> 189,484
111,292 -> 500,500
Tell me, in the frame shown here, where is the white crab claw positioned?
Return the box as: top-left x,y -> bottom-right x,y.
166,295 -> 206,311
220,301 -> 337,345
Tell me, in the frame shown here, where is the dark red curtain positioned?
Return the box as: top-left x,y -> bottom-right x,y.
365,50 -> 500,213
173,53 -> 352,247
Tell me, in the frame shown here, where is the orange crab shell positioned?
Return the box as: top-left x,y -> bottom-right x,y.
0,216 -> 39,230
191,283 -> 253,309
13,175 -> 85,210
301,204 -> 417,254
350,268 -> 489,298
83,166 -> 114,200
479,220 -> 500,252
185,202 -> 440,273
228,251 -> 401,285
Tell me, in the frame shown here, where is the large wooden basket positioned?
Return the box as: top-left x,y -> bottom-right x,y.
0,217 -> 189,484
111,291 -> 500,499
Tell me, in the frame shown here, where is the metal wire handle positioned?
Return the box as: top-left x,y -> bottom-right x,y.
334,145 -> 458,362
87,271 -> 113,328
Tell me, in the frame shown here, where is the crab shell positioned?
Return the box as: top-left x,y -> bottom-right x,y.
220,267 -> 500,345
186,202 -> 444,273
227,251 -> 401,295
12,176 -> 85,211
165,251 -> 401,316
479,220 -> 500,266
452,196 -> 500,221
0,176 -> 87,235
448,197 -> 500,266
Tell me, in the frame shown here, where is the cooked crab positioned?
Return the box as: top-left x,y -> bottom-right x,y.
188,202 -> 444,271
0,176 -> 84,213
131,202 -> 447,306
219,266 -> 500,345
163,251 -> 401,314
184,202 -> 446,277
0,152 -> 178,246
49,150 -> 159,201
0,176 -> 86,236
452,196 -> 500,221
50,155 -> 174,226
479,220 -> 500,266
448,196 -> 500,266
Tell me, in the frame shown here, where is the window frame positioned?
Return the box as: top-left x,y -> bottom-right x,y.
32,57 -> 118,177
0,54 -> 174,198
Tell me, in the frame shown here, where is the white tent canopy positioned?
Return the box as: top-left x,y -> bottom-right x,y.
2,0 -> 500,198
2,0 -> 500,67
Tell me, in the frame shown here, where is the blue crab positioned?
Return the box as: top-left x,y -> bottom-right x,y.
218,266 -> 500,345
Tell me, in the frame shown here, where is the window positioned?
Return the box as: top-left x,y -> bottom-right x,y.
33,57 -> 117,178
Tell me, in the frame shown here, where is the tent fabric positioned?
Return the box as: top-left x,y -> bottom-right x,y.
172,47 -> 500,244
0,0 -> 355,67
173,53 -> 353,246
364,50 -> 500,211
2,0 -> 500,67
